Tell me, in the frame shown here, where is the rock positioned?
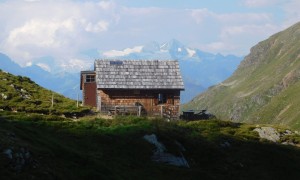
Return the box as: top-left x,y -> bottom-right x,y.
2,145 -> 35,173
3,148 -> 13,159
143,134 -> 189,168
143,134 -> 166,153
1,93 -> 8,100
284,130 -> 293,135
220,141 -> 231,148
282,142 -> 295,146
253,127 -> 280,142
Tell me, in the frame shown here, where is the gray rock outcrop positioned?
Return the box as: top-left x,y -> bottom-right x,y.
254,127 -> 280,142
143,134 -> 189,168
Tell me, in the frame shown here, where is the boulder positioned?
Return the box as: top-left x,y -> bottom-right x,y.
254,127 -> 280,142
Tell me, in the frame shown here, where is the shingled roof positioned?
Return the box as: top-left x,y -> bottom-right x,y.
94,60 -> 184,90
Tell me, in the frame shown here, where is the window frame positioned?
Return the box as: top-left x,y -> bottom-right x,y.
85,75 -> 95,83
157,93 -> 167,104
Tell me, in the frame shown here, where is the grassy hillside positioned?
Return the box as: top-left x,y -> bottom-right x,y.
182,22 -> 300,130
1,111 -> 300,179
0,69 -> 90,116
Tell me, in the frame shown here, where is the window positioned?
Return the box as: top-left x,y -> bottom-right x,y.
86,75 -> 95,83
158,93 -> 167,104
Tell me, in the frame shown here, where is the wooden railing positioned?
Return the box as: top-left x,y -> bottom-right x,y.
101,104 -> 142,116
100,103 -> 179,120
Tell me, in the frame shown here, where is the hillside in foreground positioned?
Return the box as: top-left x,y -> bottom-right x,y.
1,111 -> 300,179
0,69 -> 89,116
183,22 -> 300,130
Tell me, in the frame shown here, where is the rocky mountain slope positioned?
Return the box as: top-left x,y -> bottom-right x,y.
182,22 -> 300,130
0,70 -> 89,116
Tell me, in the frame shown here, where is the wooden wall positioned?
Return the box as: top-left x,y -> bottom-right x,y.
97,89 -> 180,116
83,82 -> 97,107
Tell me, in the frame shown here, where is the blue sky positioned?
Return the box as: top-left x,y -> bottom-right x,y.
0,0 -> 299,71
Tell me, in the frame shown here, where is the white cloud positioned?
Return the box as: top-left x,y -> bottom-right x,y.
61,58 -> 93,72
216,13 -> 272,24
190,9 -> 272,25
85,20 -> 109,33
103,46 -> 144,57
190,9 -> 212,24
0,0 -> 117,66
7,19 -> 75,48
24,0 -> 40,2
189,8 -> 280,55
197,23 -> 279,55
0,0 -> 299,70
220,24 -> 278,39
98,1 -> 114,10
242,0 -> 280,7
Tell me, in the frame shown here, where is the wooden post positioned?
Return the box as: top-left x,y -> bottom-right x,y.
160,105 -> 163,118
51,93 -> 54,108
138,106 -> 141,117
114,106 -> 117,116
77,93 -> 79,108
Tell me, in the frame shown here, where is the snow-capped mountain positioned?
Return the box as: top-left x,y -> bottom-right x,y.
99,39 -> 243,103
0,39 -> 243,103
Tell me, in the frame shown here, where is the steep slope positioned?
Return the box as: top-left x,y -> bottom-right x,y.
183,22 -> 300,129
0,70 -> 89,116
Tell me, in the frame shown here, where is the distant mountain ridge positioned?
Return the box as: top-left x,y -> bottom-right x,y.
0,53 -> 80,99
100,39 -> 243,103
182,22 -> 300,129
0,39 -> 242,103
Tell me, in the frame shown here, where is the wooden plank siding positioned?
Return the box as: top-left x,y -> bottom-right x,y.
98,89 -> 181,116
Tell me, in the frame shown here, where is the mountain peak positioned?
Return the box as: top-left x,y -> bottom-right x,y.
160,39 -> 184,51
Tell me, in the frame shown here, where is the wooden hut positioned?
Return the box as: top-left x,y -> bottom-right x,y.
80,60 -> 184,118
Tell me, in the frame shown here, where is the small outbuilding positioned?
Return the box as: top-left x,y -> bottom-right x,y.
80,60 -> 184,118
